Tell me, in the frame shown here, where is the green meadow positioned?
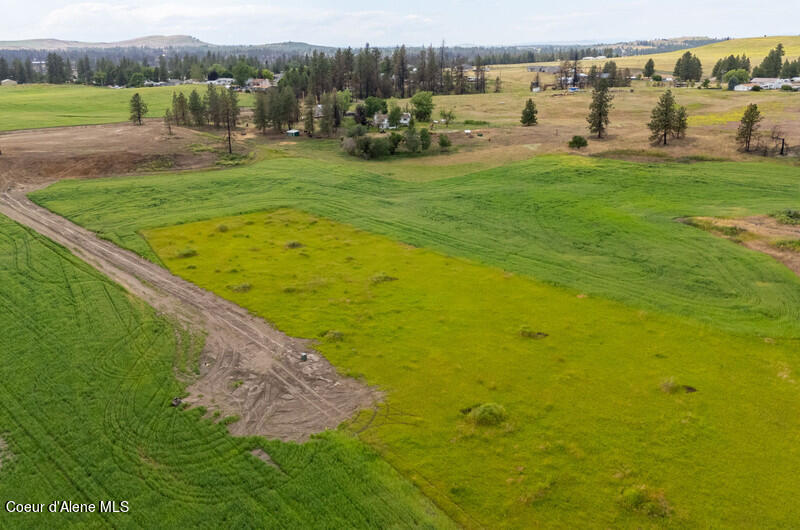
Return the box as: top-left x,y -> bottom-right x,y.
0,84 -> 253,131
0,215 -> 452,528
142,208 -> 800,528
31,153 -> 800,338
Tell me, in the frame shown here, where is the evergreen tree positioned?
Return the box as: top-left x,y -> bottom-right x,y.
253,93 -> 269,133
520,98 -> 538,126
643,58 -> 655,78
219,89 -> 239,154
204,85 -> 221,127
188,90 -> 206,126
752,44 -> 785,77
673,52 -> 702,82
303,93 -> 316,135
736,103 -> 762,152
129,93 -> 148,125
319,91 -> 336,136
587,85 -> 614,138
647,90 -> 687,145
163,108 -> 173,135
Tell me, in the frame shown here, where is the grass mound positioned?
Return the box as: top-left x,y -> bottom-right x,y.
468,403 -> 507,426
619,485 -> 671,518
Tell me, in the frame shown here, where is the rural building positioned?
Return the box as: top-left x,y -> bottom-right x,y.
286,129 -> 300,137
373,113 -> 391,129
400,113 -> 411,126
749,78 -> 794,90
527,65 -> 560,73
247,78 -> 273,91
208,78 -> 234,87
1,79 -> 18,86
734,83 -> 757,91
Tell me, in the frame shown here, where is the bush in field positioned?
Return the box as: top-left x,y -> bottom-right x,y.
469,403 -> 507,426
419,128 -> 431,151
388,132 -> 404,153
369,137 -> 392,159
438,134 -> 452,151
568,135 -> 588,149
346,124 -> 367,138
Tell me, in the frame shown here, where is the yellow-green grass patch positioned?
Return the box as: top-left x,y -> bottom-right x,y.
145,208 -> 800,528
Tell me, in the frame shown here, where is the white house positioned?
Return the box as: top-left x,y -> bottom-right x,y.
734,83 -> 756,91
374,113 -> 391,129
399,112 -> 412,126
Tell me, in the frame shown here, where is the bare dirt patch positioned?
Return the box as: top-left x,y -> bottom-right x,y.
0,191 -> 376,441
0,121 -> 217,190
692,215 -> 800,277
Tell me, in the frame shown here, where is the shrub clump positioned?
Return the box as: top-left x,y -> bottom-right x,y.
468,403 -> 507,426
774,209 -> 800,225
286,241 -> 303,249
568,135 -> 588,149
176,248 -> 197,258
619,485 -> 671,518
775,240 -> 800,251
520,326 -> 548,339
660,377 -> 680,394
371,273 -> 398,284
217,224 -> 229,233
322,330 -> 344,342
438,134 -> 452,151
227,283 -> 252,293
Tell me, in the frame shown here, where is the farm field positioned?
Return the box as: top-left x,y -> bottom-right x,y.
521,35 -> 800,74
30,153 -> 800,339
0,84 -> 253,131
0,214 -> 452,527
140,208 -> 800,527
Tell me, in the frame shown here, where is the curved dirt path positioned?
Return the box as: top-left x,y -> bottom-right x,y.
0,188 -> 376,441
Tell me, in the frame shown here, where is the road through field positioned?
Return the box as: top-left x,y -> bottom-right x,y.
0,188 -> 375,441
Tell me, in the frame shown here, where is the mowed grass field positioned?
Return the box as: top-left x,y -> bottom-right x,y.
0,215 -> 452,528
30,154 -> 800,338
141,208 -> 800,528
0,84 -> 253,131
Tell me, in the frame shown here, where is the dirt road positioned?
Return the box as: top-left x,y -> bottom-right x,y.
0,188 -> 376,441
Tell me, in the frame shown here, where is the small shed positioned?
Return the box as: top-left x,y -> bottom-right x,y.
1,79 -> 18,86
286,129 -> 300,137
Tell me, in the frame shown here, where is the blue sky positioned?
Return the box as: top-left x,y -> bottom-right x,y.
5,0 -> 799,46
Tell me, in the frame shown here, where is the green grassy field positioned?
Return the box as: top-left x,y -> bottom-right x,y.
141,208 -> 800,528
0,214 -> 452,528
0,84 -> 253,131
30,154 -> 800,339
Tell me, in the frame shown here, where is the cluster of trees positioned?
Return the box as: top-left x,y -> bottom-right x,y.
342,118 -> 449,159
253,87 -> 301,133
673,52 -> 703,82
711,55 -> 751,80
0,57 -> 35,83
709,44 -> 799,82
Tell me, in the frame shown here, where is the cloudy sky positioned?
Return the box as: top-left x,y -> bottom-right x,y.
5,0 -> 799,46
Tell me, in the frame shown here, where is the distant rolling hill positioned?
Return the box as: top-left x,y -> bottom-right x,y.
0,35 -> 336,55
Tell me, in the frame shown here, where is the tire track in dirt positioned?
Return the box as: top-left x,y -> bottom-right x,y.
0,189 -> 376,442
